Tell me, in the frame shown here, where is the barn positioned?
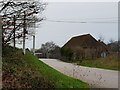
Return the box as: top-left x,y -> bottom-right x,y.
62,34 -> 109,59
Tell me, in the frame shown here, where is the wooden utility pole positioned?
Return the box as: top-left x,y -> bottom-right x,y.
13,15 -> 16,48
23,11 -> 26,54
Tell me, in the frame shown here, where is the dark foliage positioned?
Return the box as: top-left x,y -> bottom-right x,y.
60,48 -> 73,61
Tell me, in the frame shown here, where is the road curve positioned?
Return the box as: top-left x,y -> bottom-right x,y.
39,59 -> 119,88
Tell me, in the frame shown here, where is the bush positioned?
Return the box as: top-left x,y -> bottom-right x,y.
60,48 -> 73,61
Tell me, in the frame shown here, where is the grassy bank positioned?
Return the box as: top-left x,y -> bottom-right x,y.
73,54 -> 119,71
2,46 -> 89,89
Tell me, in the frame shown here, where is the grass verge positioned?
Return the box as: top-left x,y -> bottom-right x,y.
73,54 -> 119,71
2,45 -> 89,89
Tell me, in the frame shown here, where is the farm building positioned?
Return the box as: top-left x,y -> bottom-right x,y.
62,34 -> 109,59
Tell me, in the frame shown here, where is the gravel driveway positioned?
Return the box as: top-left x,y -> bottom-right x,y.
39,59 -> 119,89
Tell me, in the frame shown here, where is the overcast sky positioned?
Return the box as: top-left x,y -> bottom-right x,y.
17,1 -> 118,49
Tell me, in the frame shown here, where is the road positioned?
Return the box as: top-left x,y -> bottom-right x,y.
39,59 -> 119,88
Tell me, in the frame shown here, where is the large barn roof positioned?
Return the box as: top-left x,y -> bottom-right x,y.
63,34 -> 108,51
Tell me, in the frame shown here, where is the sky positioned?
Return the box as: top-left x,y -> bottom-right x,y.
16,1 -> 118,49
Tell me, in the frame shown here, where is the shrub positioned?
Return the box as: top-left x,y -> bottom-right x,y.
60,48 -> 73,61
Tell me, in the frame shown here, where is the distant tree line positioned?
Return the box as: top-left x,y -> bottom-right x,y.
35,40 -> 119,62
35,41 -> 61,59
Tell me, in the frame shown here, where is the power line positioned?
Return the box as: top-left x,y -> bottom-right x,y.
60,17 -> 119,20
45,19 -> 118,24
46,17 -> 119,20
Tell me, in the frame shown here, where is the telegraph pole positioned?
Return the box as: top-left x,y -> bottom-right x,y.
32,16 -> 36,55
13,15 -> 16,48
33,35 -> 35,55
23,11 -> 26,54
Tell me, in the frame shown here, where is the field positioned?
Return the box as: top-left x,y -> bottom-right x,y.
2,45 -> 89,88
73,53 -> 119,71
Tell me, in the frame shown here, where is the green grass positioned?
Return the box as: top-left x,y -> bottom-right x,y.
73,54 -> 119,71
2,45 -> 89,89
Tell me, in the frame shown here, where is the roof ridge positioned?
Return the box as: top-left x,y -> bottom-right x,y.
73,34 -> 91,38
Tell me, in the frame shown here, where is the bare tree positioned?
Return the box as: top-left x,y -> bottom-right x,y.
109,38 -> 115,44
98,34 -> 104,42
37,41 -> 58,58
0,0 -> 46,46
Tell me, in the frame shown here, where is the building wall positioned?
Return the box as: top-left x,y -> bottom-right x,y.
71,47 -> 107,60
